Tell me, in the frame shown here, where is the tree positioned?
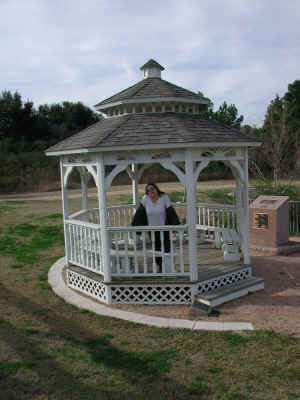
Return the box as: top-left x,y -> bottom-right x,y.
0,90 -> 36,141
261,94 -> 298,186
36,101 -> 100,143
284,80 -> 300,131
210,101 -> 244,128
0,90 -> 102,192
200,100 -> 244,129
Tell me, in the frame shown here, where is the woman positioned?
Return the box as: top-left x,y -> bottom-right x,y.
131,183 -> 180,272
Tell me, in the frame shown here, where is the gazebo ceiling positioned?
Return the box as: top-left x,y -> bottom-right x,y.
46,59 -> 261,156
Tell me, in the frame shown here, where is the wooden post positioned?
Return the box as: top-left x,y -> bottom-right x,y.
131,164 -> 139,206
242,148 -> 251,264
96,155 -> 111,282
185,150 -> 198,281
60,159 -> 70,267
80,169 -> 89,218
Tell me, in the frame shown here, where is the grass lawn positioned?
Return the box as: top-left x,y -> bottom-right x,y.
0,191 -> 300,399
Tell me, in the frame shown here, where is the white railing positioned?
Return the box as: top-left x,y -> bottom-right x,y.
65,219 -> 103,273
69,209 -> 99,224
196,203 -> 238,230
107,205 -> 136,227
65,202 -> 240,279
108,225 -> 188,277
70,203 -> 239,231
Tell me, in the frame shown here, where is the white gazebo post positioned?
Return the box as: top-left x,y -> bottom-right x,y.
185,149 -> 198,281
242,148 -> 251,264
96,155 -> 111,283
129,163 -> 139,206
79,167 -> 89,220
60,159 -> 71,268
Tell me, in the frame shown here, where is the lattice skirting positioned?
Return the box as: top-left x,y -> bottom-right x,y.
67,268 -> 108,304
196,267 -> 251,295
111,285 -> 192,304
66,265 -> 252,305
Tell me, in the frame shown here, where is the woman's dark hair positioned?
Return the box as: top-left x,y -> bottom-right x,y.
145,182 -> 165,196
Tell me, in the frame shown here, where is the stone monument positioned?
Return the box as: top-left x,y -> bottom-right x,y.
250,195 -> 290,254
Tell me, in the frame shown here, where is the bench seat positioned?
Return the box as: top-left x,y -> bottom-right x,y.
196,225 -> 241,261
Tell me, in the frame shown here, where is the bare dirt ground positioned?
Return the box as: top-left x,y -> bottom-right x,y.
109,246 -> 300,337
2,182 -> 300,337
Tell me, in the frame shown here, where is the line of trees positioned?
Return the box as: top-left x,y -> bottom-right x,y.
0,81 -> 299,193
0,91 -> 100,192
243,80 -> 300,186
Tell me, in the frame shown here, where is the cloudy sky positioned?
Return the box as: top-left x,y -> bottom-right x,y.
0,0 -> 299,126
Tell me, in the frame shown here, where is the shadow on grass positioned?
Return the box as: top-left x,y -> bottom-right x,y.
0,283 -> 193,400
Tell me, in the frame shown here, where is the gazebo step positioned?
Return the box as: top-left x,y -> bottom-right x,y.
195,276 -> 264,308
197,263 -> 248,281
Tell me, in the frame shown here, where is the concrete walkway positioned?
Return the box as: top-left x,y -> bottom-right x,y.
48,257 -> 254,332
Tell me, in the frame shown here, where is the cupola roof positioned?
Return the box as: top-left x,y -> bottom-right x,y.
95,60 -> 210,111
95,77 -> 209,110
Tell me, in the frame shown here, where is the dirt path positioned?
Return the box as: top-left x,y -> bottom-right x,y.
0,181 -> 236,202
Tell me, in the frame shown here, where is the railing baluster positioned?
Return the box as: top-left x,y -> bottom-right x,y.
150,231 -> 156,274
179,229 -> 184,273
133,231 -> 138,274
142,231 -> 147,274
88,228 -> 93,270
170,229 -> 175,273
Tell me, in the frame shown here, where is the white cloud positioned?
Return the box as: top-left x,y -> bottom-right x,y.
0,0 -> 299,126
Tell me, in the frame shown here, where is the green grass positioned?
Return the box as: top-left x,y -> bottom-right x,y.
169,191 -> 185,203
204,188 -> 234,204
0,190 -> 300,399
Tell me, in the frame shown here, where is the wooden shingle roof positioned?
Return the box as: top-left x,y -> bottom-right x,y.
95,78 -> 208,108
46,113 -> 261,154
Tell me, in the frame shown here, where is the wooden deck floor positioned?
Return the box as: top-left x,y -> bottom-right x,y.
196,241 -> 244,280
107,240 -> 246,284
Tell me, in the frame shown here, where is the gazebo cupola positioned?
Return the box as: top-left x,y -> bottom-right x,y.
94,59 -> 211,118
140,59 -> 164,78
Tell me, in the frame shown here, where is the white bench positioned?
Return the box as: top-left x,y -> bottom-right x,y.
196,225 -> 241,262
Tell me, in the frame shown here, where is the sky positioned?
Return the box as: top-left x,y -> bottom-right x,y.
0,0 -> 299,127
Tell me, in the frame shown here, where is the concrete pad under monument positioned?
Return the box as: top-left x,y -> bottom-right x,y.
250,195 -> 300,255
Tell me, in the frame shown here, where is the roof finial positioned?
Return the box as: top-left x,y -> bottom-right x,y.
140,59 -> 164,79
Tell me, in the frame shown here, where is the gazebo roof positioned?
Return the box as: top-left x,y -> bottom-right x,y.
46,112 -> 261,154
94,77 -> 209,109
46,59 -> 262,156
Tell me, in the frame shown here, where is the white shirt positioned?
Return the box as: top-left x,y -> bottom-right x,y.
142,194 -> 171,226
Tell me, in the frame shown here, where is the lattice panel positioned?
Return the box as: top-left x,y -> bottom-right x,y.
111,285 -> 192,304
67,269 -> 108,303
197,267 -> 251,295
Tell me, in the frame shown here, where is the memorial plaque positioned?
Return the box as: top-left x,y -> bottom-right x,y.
254,213 -> 269,229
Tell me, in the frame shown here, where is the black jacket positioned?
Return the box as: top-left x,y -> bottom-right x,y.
131,203 -> 180,227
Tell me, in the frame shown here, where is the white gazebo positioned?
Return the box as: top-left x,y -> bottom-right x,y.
46,59 -> 264,307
